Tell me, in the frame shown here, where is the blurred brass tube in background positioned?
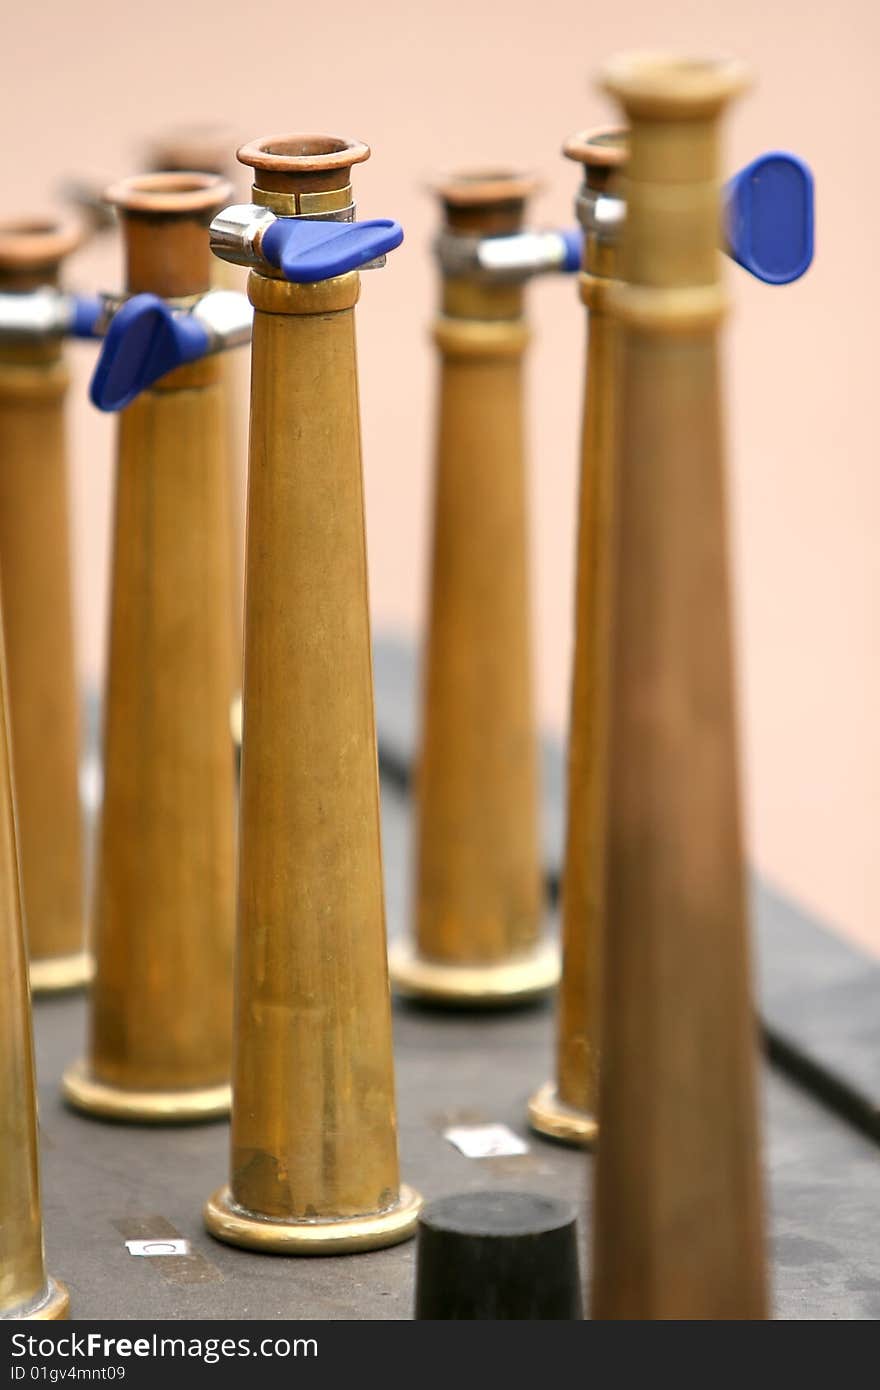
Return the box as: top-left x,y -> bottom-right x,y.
62,173 -> 237,1124
529,130 -> 626,1146
590,52 -> 767,1319
389,173 -> 557,1007
0,218 -> 89,996
204,135 -> 421,1254
0,626 -> 68,1319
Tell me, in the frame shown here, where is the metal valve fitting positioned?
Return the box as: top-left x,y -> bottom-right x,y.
0,287 -> 102,340
435,227 -> 582,282
209,203 -> 398,279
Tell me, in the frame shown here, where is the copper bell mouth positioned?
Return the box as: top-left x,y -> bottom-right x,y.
203,134 -> 421,1254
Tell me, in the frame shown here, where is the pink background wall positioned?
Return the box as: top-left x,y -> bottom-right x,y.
2,0 -> 877,955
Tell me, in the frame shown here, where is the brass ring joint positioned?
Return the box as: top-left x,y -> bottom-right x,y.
253,185 -> 354,218
0,358 -> 68,399
152,356 -> 221,392
433,315 -> 529,359
579,270 -> 615,313
609,282 -> 728,333
248,270 -> 360,316
101,290 -> 203,316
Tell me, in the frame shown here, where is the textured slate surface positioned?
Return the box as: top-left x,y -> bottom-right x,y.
372,635 -> 880,1141
755,885 -> 880,1140
28,774 -> 880,1321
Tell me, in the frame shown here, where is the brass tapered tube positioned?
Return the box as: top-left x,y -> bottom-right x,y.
591,53 -> 766,1319
389,173 -> 556,1007
529,131 -> 626,1146
62,173 -> 237,1124
204,136 -> 421,1254
0,218 -> 89,995
0,625 -> 68,1318
147,128 -> 247,727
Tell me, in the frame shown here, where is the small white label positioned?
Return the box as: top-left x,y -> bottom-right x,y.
444,1124 -> 529,1158
125,1238 -> 191,1257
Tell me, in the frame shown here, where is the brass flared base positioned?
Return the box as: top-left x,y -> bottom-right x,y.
528,1081 -> 598,1147
389,938 -> 559,1007
3,1278 -> 70,1321
62,1059 -> 231,1124
30,949 -> 93,996
204,1183 -> 424,1255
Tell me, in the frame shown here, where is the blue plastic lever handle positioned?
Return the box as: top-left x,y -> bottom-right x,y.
260,217 -> 404,283
90,294 -> 210,412
560,226 -> 583,273
559,151 -> 814,285
725,152 -> 814,284
71,294 -> 104,338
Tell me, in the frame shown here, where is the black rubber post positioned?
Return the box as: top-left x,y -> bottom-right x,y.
414,1190 -> 582,1319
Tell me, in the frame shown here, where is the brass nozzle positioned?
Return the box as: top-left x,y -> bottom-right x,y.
0,639 -> 69,1319
0,216 -> 90,997
528,127 -> 626,1148
589,52 -> 766,1318
62,169 -> 238,1125
388,168 -> 557,1007
204,133 -> 421,1253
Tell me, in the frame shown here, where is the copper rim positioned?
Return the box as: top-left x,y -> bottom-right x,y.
432,169 -> 540,207
147,123 -> 239,176
237,134 -> 370,175
104,171 -> 232,216
0,214 -> 83,270
602,51 -> 750,116
563,126 -> 628,168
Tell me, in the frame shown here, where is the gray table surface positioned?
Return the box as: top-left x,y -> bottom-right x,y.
373,636 -> 880,1141
32,772 -> 880,1322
